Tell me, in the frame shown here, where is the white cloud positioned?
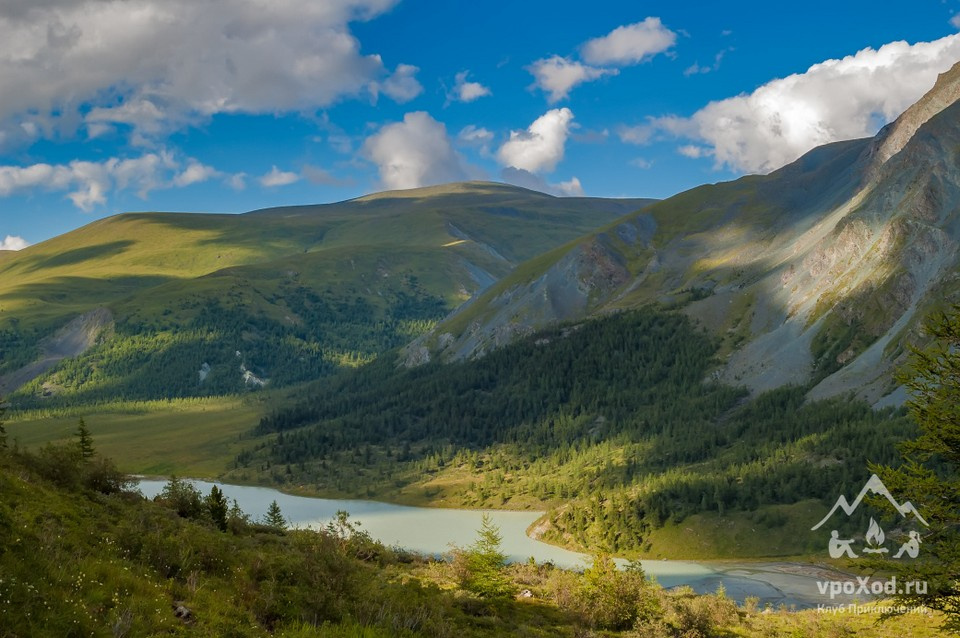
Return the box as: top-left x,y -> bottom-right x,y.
0,152 -> 222,210
654,35 -> 960,173
497,108 -> 575,174
617,123 -> 655,145
0,235 -> 29,251
527,56 -> 617,103
173,161 -> 220,187
376,63 -> 423,103
630,157 -> 653,169
450,71 -> 491,103
528,18 -> 673,102
683,48 -> 732,77
677,144 -> 709,159
555,176 -> 584,196
951,14 -> 960,29
259,166 -> 301,188
580,17 -> 677,66
0,0 -> 405,143
363,112 -> 474,190
227,173 -> 247,191
500,167 -> 585,197
457,124 -> 494,156
458,125 -> 494,145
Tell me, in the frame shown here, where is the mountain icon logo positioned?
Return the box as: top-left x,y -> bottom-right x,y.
811,474 -> 929,531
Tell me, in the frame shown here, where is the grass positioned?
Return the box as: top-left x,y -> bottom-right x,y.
0,183 -> 637,335
638,500 -> 828,560
5,395 -> 265,476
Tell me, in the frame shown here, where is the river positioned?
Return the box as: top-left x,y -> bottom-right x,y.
137,478 -> 858,609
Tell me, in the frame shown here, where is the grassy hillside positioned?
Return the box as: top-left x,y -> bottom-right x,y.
0,183 -> 652,406
4,395 -> 264,477
0,437 -> 947,637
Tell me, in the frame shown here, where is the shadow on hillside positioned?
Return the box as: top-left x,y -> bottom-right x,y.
2,274 -> 175,305
18,240 -> 137,274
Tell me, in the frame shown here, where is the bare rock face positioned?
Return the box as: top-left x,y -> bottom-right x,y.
0,307 -> 114,396
406,58 -> 960,406
409,217 -> 652,363
870,61 -> 960,167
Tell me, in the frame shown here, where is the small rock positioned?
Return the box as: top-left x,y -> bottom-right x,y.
173,602 -> 193,623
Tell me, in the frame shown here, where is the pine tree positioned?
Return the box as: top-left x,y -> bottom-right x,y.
874,307 -> 960,634
226,498 -> 250,532
206,486 -> 228,531
75,418 -> 94,460
460,514 -> 514,599
262,500 -> 286,531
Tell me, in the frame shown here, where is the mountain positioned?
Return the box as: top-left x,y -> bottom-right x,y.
0,182 -> 653,403
409,63 -> 960,407
811,473 -> 930,530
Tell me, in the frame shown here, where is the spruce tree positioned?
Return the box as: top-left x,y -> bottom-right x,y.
461,514 -> 514,599
262,500 -> 286,531
875,307 -> 960,633
206,486 -> 228,531
75,417 -> 94,460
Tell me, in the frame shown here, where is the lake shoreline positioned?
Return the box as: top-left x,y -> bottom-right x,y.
137,476 -> 865,610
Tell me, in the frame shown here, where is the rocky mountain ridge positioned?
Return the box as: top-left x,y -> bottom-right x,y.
409,62 -> 960,407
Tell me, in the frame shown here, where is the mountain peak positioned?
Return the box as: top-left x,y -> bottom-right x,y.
871,59 -> 960,165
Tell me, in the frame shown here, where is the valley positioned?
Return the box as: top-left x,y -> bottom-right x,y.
2,29 -> 960,638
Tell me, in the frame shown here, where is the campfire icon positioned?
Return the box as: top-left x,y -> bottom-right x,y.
862,518 -> 889,554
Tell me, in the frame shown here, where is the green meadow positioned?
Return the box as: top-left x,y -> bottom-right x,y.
4,396 -> 263,477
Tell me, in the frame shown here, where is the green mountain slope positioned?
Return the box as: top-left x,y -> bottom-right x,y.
0,183 -> 652,404
239,308 -> 914,559
411,64 -> 960,407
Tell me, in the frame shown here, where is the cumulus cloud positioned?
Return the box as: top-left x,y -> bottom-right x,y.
951,14 -> 960,29
227,173 -> 247,191
500,166 -> 584,197
580,18 -> 676,66
259,166 -> 300,188
497,108 -> 575,174
652,35 -> 960,173
0,0 -> 405,144
527,56 -> 616,103
375,64 -> 423,103
449,71 -> 492,103
527,18 -> 674,102
458,125 -> 494,145
0,152 -> 222,210
173,161 -> 220,187
363,112 -> 475,190
555,176 -> 584,196
677,144 -> 710,159
500,167 -> 584,197
0,235 -> 29,251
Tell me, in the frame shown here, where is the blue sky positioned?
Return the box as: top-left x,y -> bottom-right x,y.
3,0 -> 960,248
